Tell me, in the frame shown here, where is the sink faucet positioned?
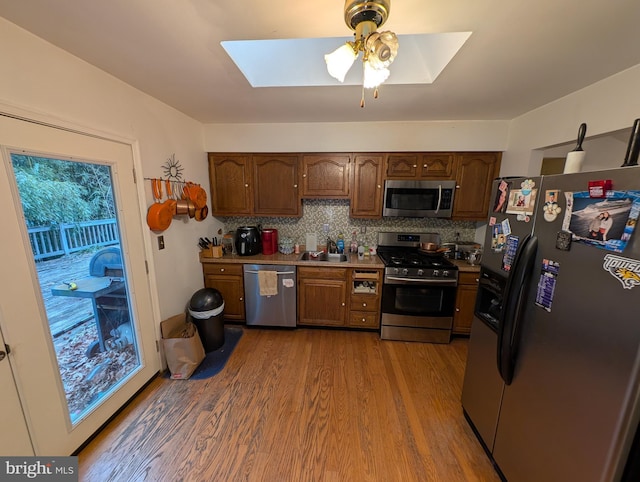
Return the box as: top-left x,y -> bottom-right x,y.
327,237 -> 337,253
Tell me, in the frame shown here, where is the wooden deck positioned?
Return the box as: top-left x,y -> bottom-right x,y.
35,250 -> 99,337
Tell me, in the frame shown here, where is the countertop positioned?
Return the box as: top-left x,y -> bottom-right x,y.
200,251 -> 480,272
450,259 -> 481,273
200,251 -> 385,269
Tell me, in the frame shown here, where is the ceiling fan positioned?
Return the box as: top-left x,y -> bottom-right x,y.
324,0 -> 399,107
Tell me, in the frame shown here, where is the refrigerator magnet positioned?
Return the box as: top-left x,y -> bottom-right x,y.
603,254 -> 640,290
491,223 -> 506,252
535,259 -> 560,312
502,235 -> 520,271
493,180 -> 510,213
543,189 -> 562,222
555,231 -> 572,251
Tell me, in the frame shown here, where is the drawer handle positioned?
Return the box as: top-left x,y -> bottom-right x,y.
220,268 -> 225,272
362,318 -> 366,322
423,164 -> 428,168
412,164 -> 417,168
456,308 -> 460,312
239,297 -> 243,301
341,302 -> 345,306
362,303 -> 367,307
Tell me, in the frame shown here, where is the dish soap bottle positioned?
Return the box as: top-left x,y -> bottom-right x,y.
336,232 -> 345,254
350,231 -> 358,253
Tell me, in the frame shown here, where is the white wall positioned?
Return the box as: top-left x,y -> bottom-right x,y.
203,120 -> 510,152
504,65 -> 640,176
0,18 -> 223,322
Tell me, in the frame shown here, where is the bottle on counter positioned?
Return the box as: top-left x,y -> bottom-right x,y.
350,231 -> 358,253
336,232 -> 345,254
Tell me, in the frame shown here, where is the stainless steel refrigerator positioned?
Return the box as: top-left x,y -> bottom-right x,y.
462,166 -> 640,481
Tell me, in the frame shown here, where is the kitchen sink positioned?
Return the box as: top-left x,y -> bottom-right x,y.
298,252 -> 348,262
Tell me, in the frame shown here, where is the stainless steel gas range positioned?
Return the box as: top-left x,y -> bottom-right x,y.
377,232 -> 459,343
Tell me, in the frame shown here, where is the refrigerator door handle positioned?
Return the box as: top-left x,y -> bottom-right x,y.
497,234 -> 538,385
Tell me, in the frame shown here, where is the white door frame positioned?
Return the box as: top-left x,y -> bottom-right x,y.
0,104 -> 162,455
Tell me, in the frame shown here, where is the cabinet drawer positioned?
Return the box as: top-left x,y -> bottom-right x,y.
350,294 -> 380,312
298,266 -> 347,280
203,263 -> 243,276
458,272 -> 480,285
349,311 -> 380,328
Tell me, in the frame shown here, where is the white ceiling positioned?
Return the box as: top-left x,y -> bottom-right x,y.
1,0 -> 639,125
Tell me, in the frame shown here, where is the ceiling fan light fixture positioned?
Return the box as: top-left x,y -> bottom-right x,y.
326,0 -> 398,105
363,60 -> 390,88
325,43 -> 358,82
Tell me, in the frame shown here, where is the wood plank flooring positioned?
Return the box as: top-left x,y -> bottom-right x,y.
78,328 -> 500,482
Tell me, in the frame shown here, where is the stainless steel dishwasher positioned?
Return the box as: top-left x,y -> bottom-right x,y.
243,264 -> 297,327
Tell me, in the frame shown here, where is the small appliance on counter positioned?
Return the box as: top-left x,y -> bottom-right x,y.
235,226 -> 261,256
442,241 -> 482,260
261,228 -> 278,255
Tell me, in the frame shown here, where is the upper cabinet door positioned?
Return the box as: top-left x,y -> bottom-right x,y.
301,154 -> 351,198
252,154 -> 301,217
209,154 -> 252,215
452,152 -> 501,220
386,153 -> 456,179
350,153 -> 383,219
386,154 -> 419,178
419,153 -> 456,178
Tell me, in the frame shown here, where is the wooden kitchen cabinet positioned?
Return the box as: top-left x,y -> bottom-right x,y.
203,263 -> 245,322
208,154 -> 252,216
386,153 -> 456,179
297,267 -> 348,326
252,154 -> 300,216
301,154 -> 351,198
348,269 -> 382,329
350,153 -> 383,218
452,271 -> 479,335
452,152 -> 501,220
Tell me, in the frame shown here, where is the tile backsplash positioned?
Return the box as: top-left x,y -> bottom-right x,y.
220,199 -> 477,247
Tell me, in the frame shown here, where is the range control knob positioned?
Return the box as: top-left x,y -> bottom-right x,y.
442,270 -> 450,277
402,268 -> 409,276
417,269 -> 424,276
433,270 -> 440,277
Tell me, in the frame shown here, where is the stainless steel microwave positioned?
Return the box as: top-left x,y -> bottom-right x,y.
382,179 -> 456,218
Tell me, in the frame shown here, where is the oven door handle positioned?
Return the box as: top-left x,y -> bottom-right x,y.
435,184 -> 442,214
385,276 -> 457,285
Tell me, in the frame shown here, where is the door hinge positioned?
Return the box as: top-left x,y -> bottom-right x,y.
4,343 -> 10,354
145,260 -> 149,274
155,340 -> 159,352
132,168 -> 137,184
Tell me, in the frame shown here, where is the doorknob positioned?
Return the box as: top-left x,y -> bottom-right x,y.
0,351 -> 6,362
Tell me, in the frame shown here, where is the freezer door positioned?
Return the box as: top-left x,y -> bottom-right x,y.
492,167 -> 640,482
461,316 -> 504,452
482,177 -> 541,275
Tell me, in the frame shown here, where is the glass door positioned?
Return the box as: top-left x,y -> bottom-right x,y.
0,113 -> 158,455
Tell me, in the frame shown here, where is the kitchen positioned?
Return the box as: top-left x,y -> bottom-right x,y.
1,1 -> 640,480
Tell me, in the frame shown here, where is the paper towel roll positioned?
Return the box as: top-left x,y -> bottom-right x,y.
563,150 -> 585,174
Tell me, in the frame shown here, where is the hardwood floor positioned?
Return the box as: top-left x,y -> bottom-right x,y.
78,328 -> 500,482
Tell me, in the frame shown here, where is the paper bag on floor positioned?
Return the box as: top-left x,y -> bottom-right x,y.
161,314 -> 205,379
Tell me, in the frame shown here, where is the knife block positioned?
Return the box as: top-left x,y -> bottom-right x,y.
201,246 -> 223,258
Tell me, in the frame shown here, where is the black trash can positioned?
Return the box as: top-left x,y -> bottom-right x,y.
188,288 -> 225,352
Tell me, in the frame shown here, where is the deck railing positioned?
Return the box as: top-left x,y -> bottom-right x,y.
28,219 -> 119,261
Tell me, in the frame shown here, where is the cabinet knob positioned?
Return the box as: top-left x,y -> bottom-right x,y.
456,185 -> 461,189
239,297 -> 243,301
341,302 -> 345,306
220,268 -> 225,272
377,184 -> 381,189
412,164 -> 417,168
456,308 -> 460,312
244,183 -> 249,187
303,174 -> 307,178
294,184 -> 298,188
423,164 -> 428,168
362,302 -> 367,307
362,318 -> 366,322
